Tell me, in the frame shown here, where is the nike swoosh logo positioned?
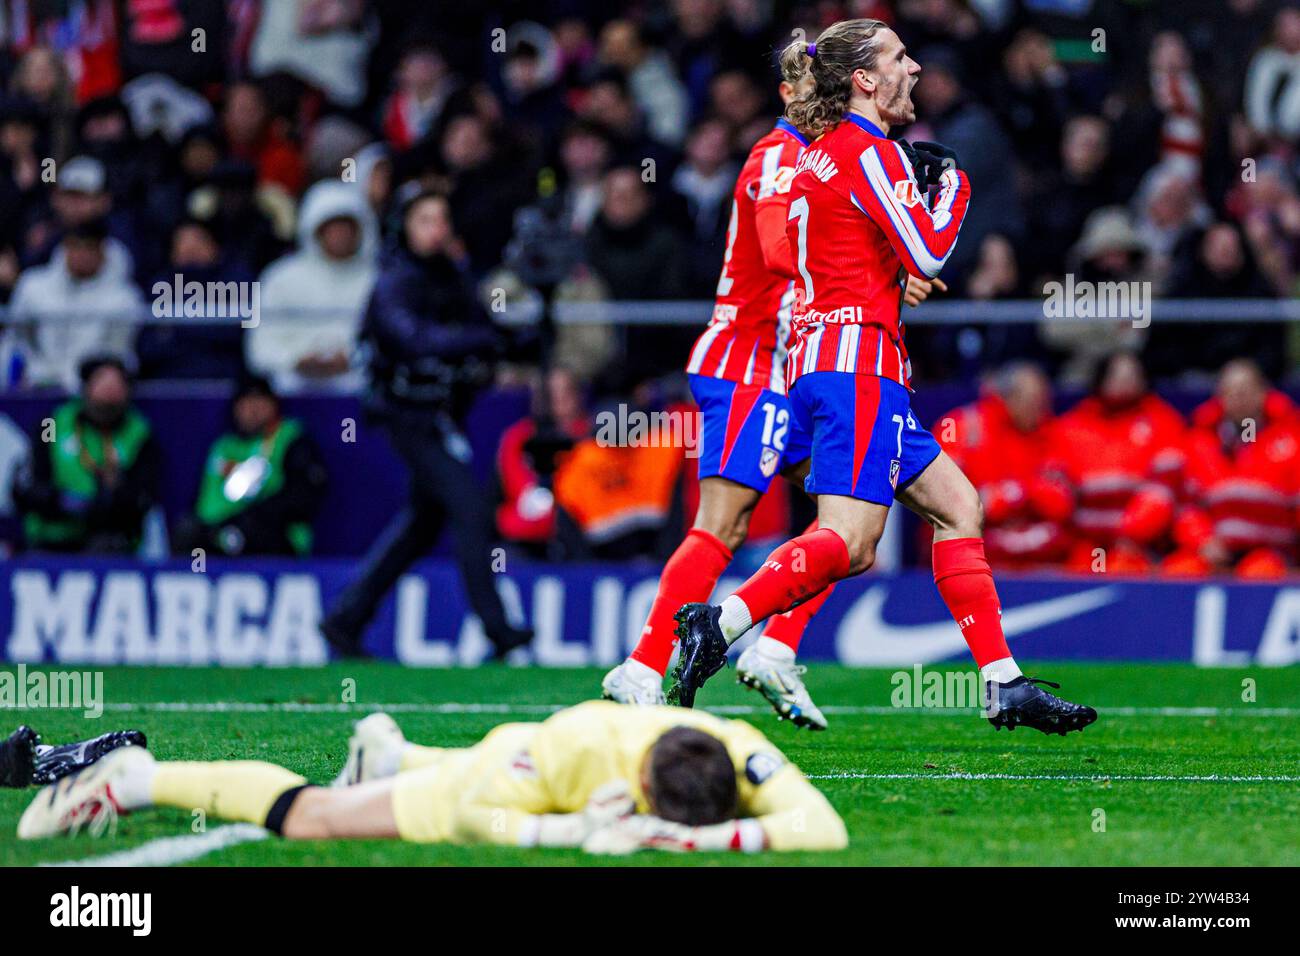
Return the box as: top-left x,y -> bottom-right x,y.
836,584 -> 1121,665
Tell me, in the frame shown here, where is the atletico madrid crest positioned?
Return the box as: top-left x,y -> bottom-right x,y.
760,448 -> 780,477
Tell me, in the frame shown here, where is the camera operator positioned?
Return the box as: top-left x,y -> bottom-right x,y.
320,189 -> 532,658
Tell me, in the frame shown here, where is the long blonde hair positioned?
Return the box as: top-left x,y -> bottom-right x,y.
780,19 -> 890,138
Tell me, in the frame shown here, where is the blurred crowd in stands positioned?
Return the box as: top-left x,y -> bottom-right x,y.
0,0 -> 1297,575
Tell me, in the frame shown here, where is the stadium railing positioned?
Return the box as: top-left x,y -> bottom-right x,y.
0,298 -> 1297,325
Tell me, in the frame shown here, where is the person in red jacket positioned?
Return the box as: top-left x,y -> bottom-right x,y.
1163,359 -> 1300,578
935,363 -> 1073,569
1053,351 -> 1187,573
495,368 -> 590,549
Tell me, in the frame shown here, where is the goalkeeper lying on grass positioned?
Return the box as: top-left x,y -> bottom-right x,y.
17,700 -> 848,855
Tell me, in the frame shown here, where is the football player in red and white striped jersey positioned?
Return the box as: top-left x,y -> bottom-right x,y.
603,49 -> 949,726
669,20 -> 1097,736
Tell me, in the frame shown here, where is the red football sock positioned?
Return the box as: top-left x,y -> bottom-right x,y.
761,585 -> 835,651
932,537 -> 1011,669
630,528 -> 733,674
732,528 -> 850,626
761,521 -> 835,651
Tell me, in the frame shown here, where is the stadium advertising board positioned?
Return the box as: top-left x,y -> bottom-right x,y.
1,558 -> 1297,667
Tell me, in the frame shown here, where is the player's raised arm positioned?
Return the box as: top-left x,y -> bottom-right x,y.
852,139 -> 971,279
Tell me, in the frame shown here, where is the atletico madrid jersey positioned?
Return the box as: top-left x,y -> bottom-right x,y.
685,118 -> 809,395
783,113 -> 971,390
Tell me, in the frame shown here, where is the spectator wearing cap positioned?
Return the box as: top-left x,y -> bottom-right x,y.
1038,206 -> 1150,386
172,374 -> 328,558
136,218 -> 254,382
12,356 -> 160,554
247,180 -> 378,393
21,155 -> 137,277
4,216 -> 143,390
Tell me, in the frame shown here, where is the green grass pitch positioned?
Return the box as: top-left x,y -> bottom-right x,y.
1,662 -> 1297,866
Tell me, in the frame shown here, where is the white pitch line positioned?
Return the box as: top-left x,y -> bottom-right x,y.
97,701 -> 1300,717
809,771 -> 1300,783
43,824 -> 269,868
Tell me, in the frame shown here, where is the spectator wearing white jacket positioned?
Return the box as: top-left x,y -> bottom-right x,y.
3,219 -> 143,391
246,180 -> 378,393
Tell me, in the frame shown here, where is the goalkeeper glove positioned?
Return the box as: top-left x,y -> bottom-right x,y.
520,780 -> 637,847
582,814 -> 767,855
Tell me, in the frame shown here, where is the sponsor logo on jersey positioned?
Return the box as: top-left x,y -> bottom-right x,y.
760,447 -> 780,477
894,179 -> 921,208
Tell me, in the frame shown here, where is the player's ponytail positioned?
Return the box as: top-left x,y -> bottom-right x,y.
784,18 -> 890,138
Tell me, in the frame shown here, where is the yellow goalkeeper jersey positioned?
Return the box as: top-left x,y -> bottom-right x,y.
391,699 -> 846,851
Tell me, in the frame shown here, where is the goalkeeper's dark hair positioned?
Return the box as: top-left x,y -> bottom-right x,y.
646,727 -> 738,827
782,19 -> 890,138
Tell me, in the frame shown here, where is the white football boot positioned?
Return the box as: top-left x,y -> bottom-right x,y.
736,641 -> 828,730
601,659 -> 667,706
19,745 -> 154,839
332,712 -> 407,787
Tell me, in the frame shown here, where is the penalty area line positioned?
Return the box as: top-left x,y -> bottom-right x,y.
809,771 -> 1300,783
42,824 -> 269,868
